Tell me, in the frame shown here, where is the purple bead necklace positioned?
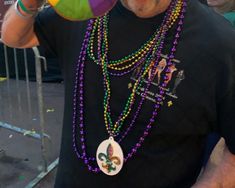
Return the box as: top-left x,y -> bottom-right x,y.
72,0 -> 187,173
102,0 -> 182,137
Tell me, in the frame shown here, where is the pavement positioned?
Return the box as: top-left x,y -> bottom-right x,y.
0,79 -> 64,188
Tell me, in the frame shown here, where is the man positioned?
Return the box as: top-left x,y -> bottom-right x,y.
2,0 -> 235,187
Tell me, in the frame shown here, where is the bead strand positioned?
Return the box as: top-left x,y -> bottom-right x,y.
71,0 -> 187,173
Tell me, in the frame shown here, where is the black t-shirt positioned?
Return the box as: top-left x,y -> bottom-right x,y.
34,1 -> 235,187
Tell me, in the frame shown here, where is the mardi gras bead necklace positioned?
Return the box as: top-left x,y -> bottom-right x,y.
87,1 -> 183,72
88,0 -> 184,137
72,0 -> 187,176
99,0 -> 184,136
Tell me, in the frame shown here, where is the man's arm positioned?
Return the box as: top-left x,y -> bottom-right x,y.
192,141 -> 235,188
1,0 -> 44,48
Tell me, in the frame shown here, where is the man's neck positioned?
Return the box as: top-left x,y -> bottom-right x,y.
120,0 -> 172,18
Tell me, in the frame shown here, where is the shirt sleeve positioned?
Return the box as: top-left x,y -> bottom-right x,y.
217,49 -> 235,154
34,7 -> 60,57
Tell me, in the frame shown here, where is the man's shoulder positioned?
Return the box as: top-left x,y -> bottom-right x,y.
188,1 -> 235,50
190,1 -> 233,32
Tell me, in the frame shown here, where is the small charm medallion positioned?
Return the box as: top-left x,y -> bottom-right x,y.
96,137 -> 124,176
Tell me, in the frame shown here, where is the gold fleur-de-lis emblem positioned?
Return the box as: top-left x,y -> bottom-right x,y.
168,101 -> 173,107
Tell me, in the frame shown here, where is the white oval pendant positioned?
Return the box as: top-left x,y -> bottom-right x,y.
96,137 -> 124,176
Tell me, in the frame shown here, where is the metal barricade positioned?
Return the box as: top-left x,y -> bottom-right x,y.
0,40 -> 61,188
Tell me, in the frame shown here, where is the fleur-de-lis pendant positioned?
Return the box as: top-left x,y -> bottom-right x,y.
96,137 -> 124,176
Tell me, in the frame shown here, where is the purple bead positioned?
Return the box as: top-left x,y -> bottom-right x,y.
177,26 -> 181,32
144,131 -> 148,136
169,54 -> 174,59
82,152 -> 86,157
94,168 -> 99,173
165,68 -> 170,73
162,83 -> 167,87
132,148 -> 137,153
168,62 -> 173,66
128,153 -> 132,158
88,166 -> 92,171
84,159 -> 88,164
141,93 -> 146,98
153,111 -> 158,116
91,157 -> 95,161
150,118 -> 155,123
157,98 -> 162,102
